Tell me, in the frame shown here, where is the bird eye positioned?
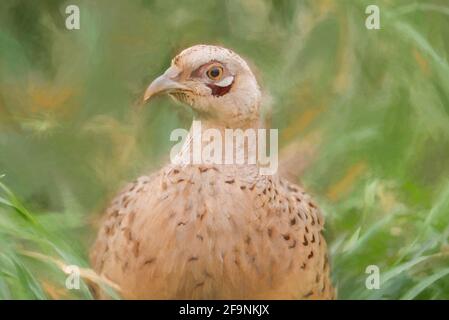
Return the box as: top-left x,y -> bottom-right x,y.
206,65 -> 223,80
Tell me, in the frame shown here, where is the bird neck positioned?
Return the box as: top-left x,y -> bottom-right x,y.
172,120 -> 277,176
172,118 -> 264,167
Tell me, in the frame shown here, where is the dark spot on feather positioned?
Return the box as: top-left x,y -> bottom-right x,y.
128,211 -> 136,225
122,195 -> 129,205
144,258 -> 155,265
188,256 -> 199,262
123,228 -> 133,241
303,290 -> 313,298
308,251 -> 314,259
289,240 -> 297,249
110,210 -> 119,218
105,225 -> 113,235
303,235 -> 308,246
133,241 -> 140,257
204,271 -> 212,278
197,209 -> 207,220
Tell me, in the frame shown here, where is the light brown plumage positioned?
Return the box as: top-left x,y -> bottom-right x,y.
90,45 -> 334,299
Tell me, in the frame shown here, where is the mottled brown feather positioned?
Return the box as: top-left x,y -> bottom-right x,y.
90,164 -> 334,299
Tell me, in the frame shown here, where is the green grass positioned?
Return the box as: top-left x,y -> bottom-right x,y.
1,0 -> 449,299
0,178 -> 120,299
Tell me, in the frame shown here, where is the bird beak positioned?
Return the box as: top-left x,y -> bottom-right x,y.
143,67 -> 189,102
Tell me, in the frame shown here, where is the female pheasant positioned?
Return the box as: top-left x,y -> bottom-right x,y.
90,45 -> 334,299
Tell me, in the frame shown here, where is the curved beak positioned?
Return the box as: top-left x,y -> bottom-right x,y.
143,67 -> 189,102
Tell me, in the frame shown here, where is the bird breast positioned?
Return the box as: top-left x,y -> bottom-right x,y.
92,164 -> 331,299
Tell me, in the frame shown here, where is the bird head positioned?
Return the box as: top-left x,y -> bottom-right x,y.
143,45 -> 261,127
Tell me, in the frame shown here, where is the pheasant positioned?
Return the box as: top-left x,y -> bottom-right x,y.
90,45 -> 335,299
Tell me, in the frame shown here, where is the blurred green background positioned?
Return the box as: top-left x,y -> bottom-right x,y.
1,0 -> 449,299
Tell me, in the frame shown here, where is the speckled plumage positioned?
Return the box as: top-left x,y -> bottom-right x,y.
90,45 -> 334,299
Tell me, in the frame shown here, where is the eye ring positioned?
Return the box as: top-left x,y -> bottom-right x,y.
206,64 -> 224,80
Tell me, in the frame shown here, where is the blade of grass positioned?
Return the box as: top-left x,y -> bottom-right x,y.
0,181 -> 39,226
401,267 -> 449,300
11,257 -> 47,300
